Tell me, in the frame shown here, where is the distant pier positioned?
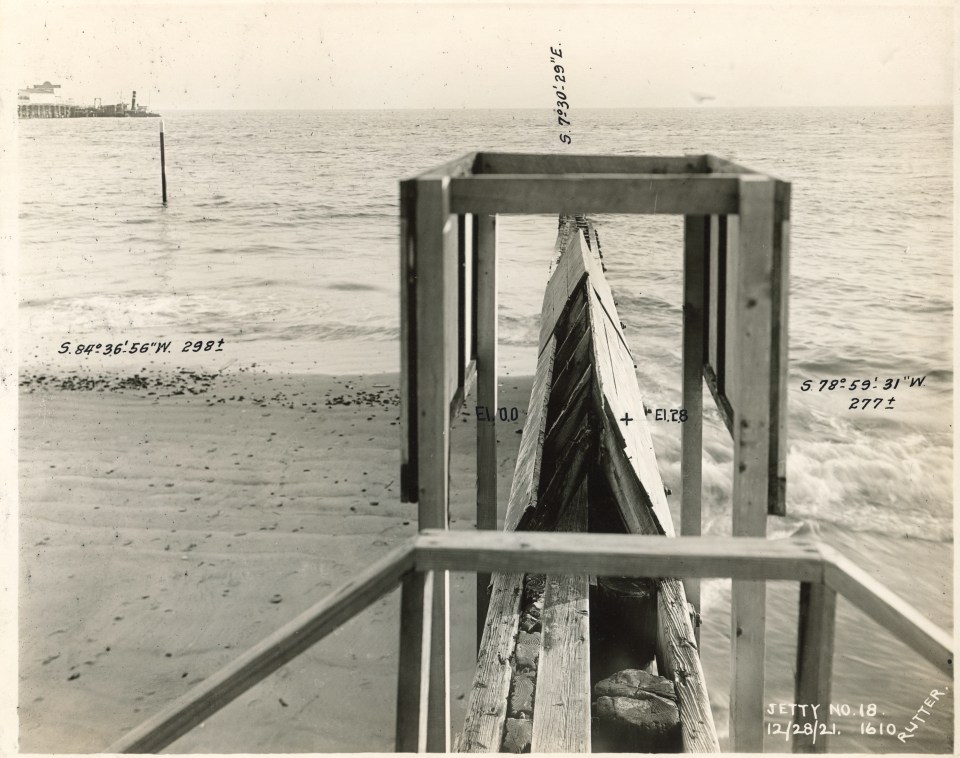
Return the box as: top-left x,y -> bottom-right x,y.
18,83 -> 159,119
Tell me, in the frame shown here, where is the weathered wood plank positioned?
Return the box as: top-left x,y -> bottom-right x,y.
532,481 -> 591,752
457,333 -> 557,751
414,531 -> 824,583
413,176 -> 454,752
107,544 -> 416,753
475,213 -> 498,646
586,285 -> 673,537
399,181 -> 418,502
681,215 -> 707,620
457,214 -> 468,392
449,175 -> 740,216
706,215 -> 725,392
413,150 -> 478,179
396,570 -> 434,752
820,545 -> 953,674
794,582 -> 836,754
704,154 -> 757,175
729,176 -> 776,753
769,181 -> 791,515
538,222 -> 588,353
503,337 -> 557,532
455,572 -> 526,752
723,214 -> 740,418
473,152 -> 709,175
657,578 -> 721,752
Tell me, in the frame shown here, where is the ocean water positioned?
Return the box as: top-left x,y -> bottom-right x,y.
18,108 -> 953,751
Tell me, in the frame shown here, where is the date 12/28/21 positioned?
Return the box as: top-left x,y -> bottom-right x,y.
550,45 -> 572,144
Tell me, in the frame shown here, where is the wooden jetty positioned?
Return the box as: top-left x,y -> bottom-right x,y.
456,216 -> 719,753
101,153 -> 953,755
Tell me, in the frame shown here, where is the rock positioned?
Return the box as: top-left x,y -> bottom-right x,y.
502,717 -> 532,753
594,694 -> 681,752
594,668 -> 676,702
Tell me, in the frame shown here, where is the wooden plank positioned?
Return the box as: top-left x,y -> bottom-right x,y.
458,333 -> 556,751
538,221 -> 587,352
706,215 -> 725,390
731,179 -> 777,529
413,150 -> 478,179
532,485 -> 591,752
657,578 -> 721,752
729,175 -> 777,753
413,176 -> 453,752
769,181 -> 791,515
475,213 -> 498,647
473,152 -> 708,175
503,337 -> 557,532
458,214 -> 470,392
414,531 -> 824,583
722,214 -> 740,420
455,573 -> 526,752
449,175 -> 740,216
107,543 -> 416,753
399,180 -> 418,502
587,286 -> 672,537
729,580 -> 765,752
444,211 -> 461,412
704,154 -> 757,175
681,215 -> 707,620
703,365 -> 733,435
794,582 -> 836,754
820,545 -> 953,674
397,570 -> 434,752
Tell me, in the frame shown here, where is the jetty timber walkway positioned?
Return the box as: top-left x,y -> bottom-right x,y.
105,153 -> 952,753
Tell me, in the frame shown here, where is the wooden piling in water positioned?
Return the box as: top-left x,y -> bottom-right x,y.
160,119 -> 167,204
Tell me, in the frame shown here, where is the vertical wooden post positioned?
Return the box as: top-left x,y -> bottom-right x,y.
399,183 -> 418,502
475,214 -> 497,652
159,119 -> 167,204
458,214 -> 473,392
413,177 -> 452,751
729,176 -> 777,752
396,571 -> 434,752
794,582 -> 837,753
770,182 -> 792,516
681,215 -> 707,641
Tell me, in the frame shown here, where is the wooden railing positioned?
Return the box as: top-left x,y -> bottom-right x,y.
105,531 -> 952,754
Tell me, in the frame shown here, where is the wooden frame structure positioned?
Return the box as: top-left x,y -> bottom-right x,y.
105,531 -> 953,753
400,152 -> 789,750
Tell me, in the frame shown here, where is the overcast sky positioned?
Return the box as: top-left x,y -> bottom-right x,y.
7,1 -> 954,110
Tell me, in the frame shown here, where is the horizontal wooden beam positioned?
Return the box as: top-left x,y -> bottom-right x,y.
414,530 -> 824,582
409,151 -> 478,180
704,154 -> 757,175
449,175 -> 740,215
473,152 -> 709,175
106,543 -> 416,753
820,544 -> 953,675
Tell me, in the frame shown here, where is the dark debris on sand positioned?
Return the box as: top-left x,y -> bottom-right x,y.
20,369 -> 401,412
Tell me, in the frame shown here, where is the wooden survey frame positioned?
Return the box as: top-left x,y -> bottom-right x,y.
105,531 -> 953,754
400,152 -> 790,751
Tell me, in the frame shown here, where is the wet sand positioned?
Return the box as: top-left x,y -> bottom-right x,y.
18,367 -> 531,752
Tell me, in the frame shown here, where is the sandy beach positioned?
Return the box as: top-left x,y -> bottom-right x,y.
18,367 -> 532,752
19,363 -> 954,753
